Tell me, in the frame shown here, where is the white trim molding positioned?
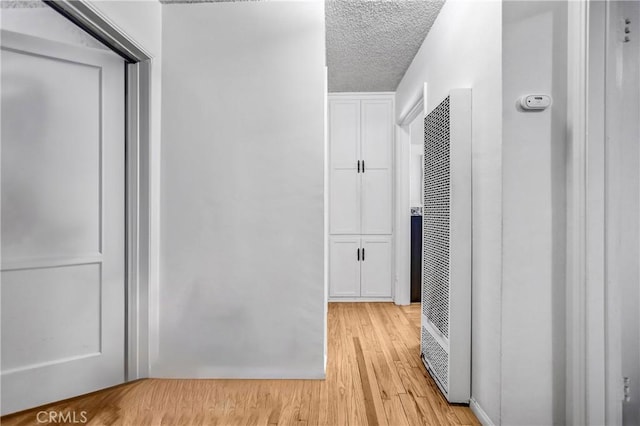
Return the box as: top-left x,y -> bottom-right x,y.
45,0 -> 151,62
584,1 -> 608,424
328,91 -> 395,99
46,0 -> 154,381
566,1 -> 614,424
328,298 -> 394,303
398,94 -> 424,127
566,0 -> 589,424
470,398 -> 495,426
394,84 -> 427,307
394,124 -> 411,306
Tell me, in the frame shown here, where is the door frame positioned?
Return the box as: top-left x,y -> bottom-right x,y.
565,0 -> 619,424
394,83 -> 427,306
44,0 -> 153,381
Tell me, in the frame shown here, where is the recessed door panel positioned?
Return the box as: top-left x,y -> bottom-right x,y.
330,100 -> 360,169
1,264 -> 102,372
329,237 -> 361,297
1,49 -> 101,261
330,169 -> 360,234
360,236 -> 392,297
361,100 -> 392,169
361,168 -> 392,234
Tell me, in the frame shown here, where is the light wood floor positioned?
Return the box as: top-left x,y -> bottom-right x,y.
2,303 -> 479,426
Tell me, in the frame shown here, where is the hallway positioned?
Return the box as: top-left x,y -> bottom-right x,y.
2,303 -> 479,425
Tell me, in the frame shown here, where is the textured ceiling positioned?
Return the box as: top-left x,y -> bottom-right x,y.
161,0 -> 445,93
326,0 -> 444,92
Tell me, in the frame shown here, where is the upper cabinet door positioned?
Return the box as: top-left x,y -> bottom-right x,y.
361,100 -> 392,169
330,100 -> 360,169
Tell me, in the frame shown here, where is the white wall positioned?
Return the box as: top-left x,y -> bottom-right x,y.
607,5 -> 640,425
395,1 -> 503,423
501,1 -> 567,425
409,118 -> 423,208
89,0 -> 163,376
158,1 -> 326,378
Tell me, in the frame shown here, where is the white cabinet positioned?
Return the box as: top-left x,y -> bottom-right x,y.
329,235 -> 392,298
328,93 -> 394,300
329,96 -> 393,235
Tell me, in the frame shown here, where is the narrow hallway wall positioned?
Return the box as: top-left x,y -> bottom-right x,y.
396,0 -> 503,423
501,1 -> 568,424
158,1 -> 326,378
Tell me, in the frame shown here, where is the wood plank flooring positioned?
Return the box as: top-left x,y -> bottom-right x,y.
2,303 -> 479,426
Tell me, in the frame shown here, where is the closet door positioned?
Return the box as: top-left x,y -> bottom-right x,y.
360,236 -> 392,297
329,236 -> 361,297
1,31 -> 125,414
361,99 -> 392,234
330,100 -> 360,234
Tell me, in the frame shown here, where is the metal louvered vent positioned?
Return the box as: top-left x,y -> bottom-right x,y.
421,326 -> 449,391
420,89 -> 471,404
423,96 -> 450,338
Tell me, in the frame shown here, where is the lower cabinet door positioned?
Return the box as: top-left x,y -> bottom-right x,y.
360,236 -> 392,297
329,236 -> 361,297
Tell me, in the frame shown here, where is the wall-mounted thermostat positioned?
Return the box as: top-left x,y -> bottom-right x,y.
520,94 -> 552,110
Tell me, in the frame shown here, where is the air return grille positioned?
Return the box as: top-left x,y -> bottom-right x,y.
423,96 -> 450,338
420,89 -> 472,404
421,326 -> 449,391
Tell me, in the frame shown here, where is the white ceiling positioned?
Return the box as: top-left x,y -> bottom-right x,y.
161,0 -> 445,93
326,0 -> 444,92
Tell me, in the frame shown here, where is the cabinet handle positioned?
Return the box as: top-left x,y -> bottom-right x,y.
362,248 -> 365,261
357,248 -> 360,261
357,160 -> 360,173
362,160 -> 365,173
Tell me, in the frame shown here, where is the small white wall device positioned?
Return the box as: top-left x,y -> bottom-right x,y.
520,94 -> 552,110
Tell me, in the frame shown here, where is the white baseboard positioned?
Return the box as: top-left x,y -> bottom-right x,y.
150,366 -> 326,380
470,397 -> 495,426
328,298 -> 394,302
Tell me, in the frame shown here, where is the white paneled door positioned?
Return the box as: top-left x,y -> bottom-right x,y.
329,100 -> 361,234
1,30 -> 125,414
